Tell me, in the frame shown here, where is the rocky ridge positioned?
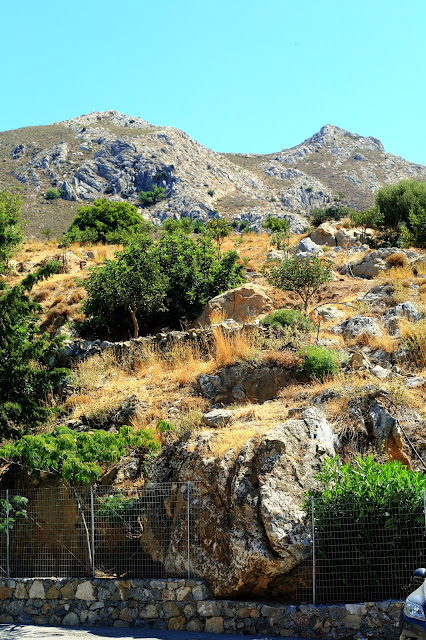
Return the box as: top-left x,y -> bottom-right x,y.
1,112 -> 426,235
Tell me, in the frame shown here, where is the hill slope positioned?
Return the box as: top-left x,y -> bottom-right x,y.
1,111 -> 426,236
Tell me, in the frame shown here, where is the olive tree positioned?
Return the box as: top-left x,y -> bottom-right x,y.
267,255 -> 333,313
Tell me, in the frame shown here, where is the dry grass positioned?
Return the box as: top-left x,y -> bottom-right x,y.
399,319 -> 426,367
386,252 -> 408,268
64,327 -> 258,431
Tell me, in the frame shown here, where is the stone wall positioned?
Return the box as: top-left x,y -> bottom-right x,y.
0,578 -> 402,639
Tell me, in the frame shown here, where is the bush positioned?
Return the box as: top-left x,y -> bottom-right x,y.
310,205 -> 352,227
63,199 -> 150,244
306,456 -> 426,601
45,188 -> 64,200
263,216 -> 290,233
261,309 -> 315,332
80,230 -> 244,339
298,345 -> 341,380
138,186 -> 166,207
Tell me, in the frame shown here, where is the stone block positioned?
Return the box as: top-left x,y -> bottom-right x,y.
197,600 -> 220,617
163,601 -> 180,619
28,581 -> 46,599
75,581 -> 95,601
205,616 -> 225,633
63,611 -> 79,626
119,608 -> 133,622
140,604 -> 158,618
15,582 -> 28,599
187,618 -> 204,631
168,615 -> 187,630
0,587 -> 13,600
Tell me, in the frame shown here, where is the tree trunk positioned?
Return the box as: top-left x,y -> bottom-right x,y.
129,308 -> 139,339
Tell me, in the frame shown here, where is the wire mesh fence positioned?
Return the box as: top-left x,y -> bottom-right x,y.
296,493 -> 426,605
0,482 -> 201,580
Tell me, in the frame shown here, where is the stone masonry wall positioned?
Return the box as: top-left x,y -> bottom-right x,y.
0,578 -> 402,639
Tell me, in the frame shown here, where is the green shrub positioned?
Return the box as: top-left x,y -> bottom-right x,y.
138,186 -> 166,207
298,345 -> 341,380
157,420 -> 175,433
45,188 -> 64,200
263,216 -> 290,233
261,309 -> 315,332
310,205 -> 351,227
62,199 -> 151,245
306,456 -> 426,602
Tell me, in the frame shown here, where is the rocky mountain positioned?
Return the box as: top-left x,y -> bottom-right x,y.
1,111 -> 426,236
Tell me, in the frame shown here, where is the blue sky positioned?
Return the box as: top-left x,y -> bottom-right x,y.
2,0 -> 426,163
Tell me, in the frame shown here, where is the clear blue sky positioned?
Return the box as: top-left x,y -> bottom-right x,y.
2,0 -> 426,164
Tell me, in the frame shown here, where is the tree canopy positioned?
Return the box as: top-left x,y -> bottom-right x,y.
0,425 -> 160,485
0,189 -> 23,273
375,180 -> 426,232
63,199 -> 151,244
267,255 -> 333,313
80,229 -> 244,339
0,263 -> 69,436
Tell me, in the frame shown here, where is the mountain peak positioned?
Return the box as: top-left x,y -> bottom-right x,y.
304,124 -> 384,152
56,110 -> 157,132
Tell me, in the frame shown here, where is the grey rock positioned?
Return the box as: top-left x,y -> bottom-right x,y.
203,409 -> 233,428
335,315 -> 383,338
295,237 -> 323,256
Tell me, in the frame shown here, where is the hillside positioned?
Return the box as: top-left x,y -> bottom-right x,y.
1,111 -> 426,237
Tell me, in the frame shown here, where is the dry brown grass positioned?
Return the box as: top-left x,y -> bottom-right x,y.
399,319 -> 426,367
64,327 -> 258,432
386,252 -> 408,268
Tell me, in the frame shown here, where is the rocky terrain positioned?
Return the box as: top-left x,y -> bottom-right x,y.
1,111 -> 426,236
3,220 -> 426,600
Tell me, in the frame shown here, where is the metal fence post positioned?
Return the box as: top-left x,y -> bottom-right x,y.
311,495 -> 316,606
90,485 -> 95,579
187,481 -> 191,579
6,490 -> 10,582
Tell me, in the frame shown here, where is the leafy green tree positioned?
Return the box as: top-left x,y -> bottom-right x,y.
375,180 -> 426,232
310,205 -> 352,227
0,263 -> 69,436
162,218 -> 194,234
157,230 -> 244,324
205,218 -> 232,255
349,207 -> 383,243
263,216 -> 290,233
267,255 -> 333,313
63,199 -> 150,244
138,186 -> 166,207
82,237 -> 167,339
80,230 -> 244,339
45,188 -> 64,200
0,190 -> 23,274
0,425 -> 159,485
402,207 -> 426,248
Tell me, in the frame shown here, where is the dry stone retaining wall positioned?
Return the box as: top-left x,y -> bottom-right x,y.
0,578 -> 402,639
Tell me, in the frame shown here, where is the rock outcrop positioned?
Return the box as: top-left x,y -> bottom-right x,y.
149,408 -> 338,598
194,283 -> 274,327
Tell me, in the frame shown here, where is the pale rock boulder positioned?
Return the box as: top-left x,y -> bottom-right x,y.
310,222 -> 337,246
148,408 -> 338,599
335,315 -> 383,338
295,237 -> 323,256
194,283 -> 274,327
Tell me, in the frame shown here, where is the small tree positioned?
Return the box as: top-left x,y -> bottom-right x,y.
0,189 -> 23,273
45,188 -> 64,200
63,199 -> 149,244
0,263 -> 69,436
82,237 -> 167,339
350,208 -> 383,244
267,255 -> 333,313
205,218 -> 232,255
138,186 -> 166,207
263,216 -> 290,233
